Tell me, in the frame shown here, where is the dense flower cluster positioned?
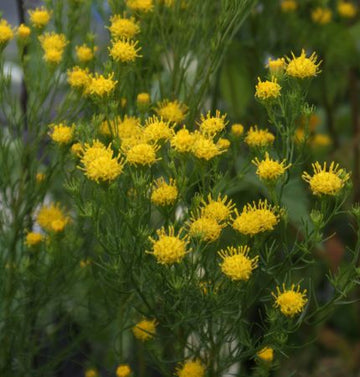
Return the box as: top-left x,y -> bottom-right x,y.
272,284 -> 308,317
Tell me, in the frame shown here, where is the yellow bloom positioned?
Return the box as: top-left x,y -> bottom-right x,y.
143,116 -> 174,143
218,245 -> 258,281
75,44 -> 95,62
302,161 -> 350,196
79,259 -> 92,268
71,142 -> 84,157
312,7 -> 332,24
148,226 -> 190,264
49,123 -> 74,144
232,200 -> 280,236
85,368 -> 98,377
286,49 -> 321,79
231,124 -> 244,137
126,0 -> 154,12
39,32 -> 68,64
171,127 -> 195,153
197,110 -> 228,136
109,38 -> 141,63
151,178 -> 178,206
67,66 -> 91,89
79,140 -> 125,183
25,232 -> 44,247
252,152 -> 291,182
257,347 -> 274,362
100,116 -> 141,140
155,100 -> 188,124
188,215 -> 224,243
37,203 -> 69,232
311,134 -> 332,148
17,24 -> 31,39
200,194 -> 235,222
255,77 -> 281,100
116,364 -> 131,377
272,284 -> 307,317
266,57 -> 285,74
28,7 -> 52,28
338,1 -> 357,18
280,0 -> 297,12
85,73 -> 117,97
36,173 -> 45,183
191,133 -> 224,160
176,359 -> 205,377
0,19 -> 14,45
126,143 -> 159,166
132,318 -> 157,341
137,92 -> 151,105
245,126 -> 275,148
108,14 -> 140,39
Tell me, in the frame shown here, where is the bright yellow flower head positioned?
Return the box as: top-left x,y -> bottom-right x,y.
267,57 -> 285,74
231,124 -> 244,137
36,173 -> 45,183
197,110 -> 228,136
85,73 -> 117,97
312,7 -> 332,24
71,142 -> 84,157
126,143 -> 159,166
108,14 -> 140,39
280,0 -> 297,12
85,368 -> 98,377
100,116 -> 142,141
232,200 -> 280,236
302,161 -> 350,196
0,19 -> 14,45
176,359 -> 205,377
151,178 -> 178,206
109,38 -> 141,63
272,284 -> 307,317
191,133 -> 225,160
116,364 -> 131,377
17,24 -> 31,39
311,134 -> 332,148
252,152 -> 291,182
216,137 -> 230,151
37,203 -> 69,232
155,100 -> 188,124
143,116 -> 174,143
28,7 -> 52,28
255,77 -> 281,100
171,127 -> 195,153
126,0 -> 154,12
286,49 -> 321,79
132,318 -> 157,341
137,92 -> 151,105
79,140 -> 125,183
39,32 -> 68,64
245,126 -> 275,148
257,347 -> 274,362
67,66 -> 91,89
25,232 -> 44,247
49,123 -> 74,144
338,1 -> 357,18
200,194 -> 235,223
188,214 -> 224,243
75,44 -> 95,62
218,245 -> 259,281
148,226 -> 190,264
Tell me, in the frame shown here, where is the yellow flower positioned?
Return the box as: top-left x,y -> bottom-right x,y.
188,214 -> 224,243
302,161 -> 350,196
85,73 -> 117,97
49,123 -> 74,144
155,100 -> 188,124
257,347 -> 274,362
36,173 -> 45,183
200,194 -> 235,222
286,49 -> 321,79
218,245 -> 258,281
255,77 -> 281,100
197,110 -> 228,136
75,44 -> 95,62
252,152 -> 291,182
148,226 -> 190,264
338,1 -> 357,18
37,203 -> 69,232
280,0 -> 297,12
143,116 -> 174,143
176,359 -> 205,377
116,364 -> 131,377
109,38 -> 141,63
245,126 -> 275,148
0,19 -> 14,45
272,284 -> 307,317
151,178 -> 178,206
266,57 -> 285,74
137,92 -> 151,105
100,116 -> 141,140
217,138 -> 231,152
28,7 -> 52,28
39,32 -> 68,64
79,140 -> 125,183
79,259 -> 92,268
108,14 -> 140,39
191,133 -> 224,160
67,66 -> 91,89
311,134 -> 332,148
231,124 -> 244,137
85,368 -> 98,377
126,143 -> 159,166
132,319 -> 157,341
25,232 -> 44,247
17,24 -> 31,39
126,0 -> 154,12
71,142 -> 84,157
312,7 -> 332,24
232,200 -> 280,236
171,127 -> 195,153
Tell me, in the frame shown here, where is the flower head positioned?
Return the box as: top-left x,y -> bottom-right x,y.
76,44 -> 95,62
39,32 -> 68,64
188,214 -> 224,243
286,49 -> 321,79
137,92 -> 151,105
28,7 -> 52,28
143,116 -> 174,143
85,368 -> 98,377
252,153 -> 291,182
232,200 -> 280,236
257,347 -> 274,362
151,178 -> 178,206
311,134 -> 332,148
312,7 -> 332,24
176,359 -> 205,377
197,110 -> 228,136
171,127 -> 195,153
338,1 -> 357,18
116,364 -> 131,377
37,203 -> 69,232
125,143 -> 159,166
272,284 -> 307,317
255,77 -> 281,100
108,14 -> 140,39
67,66 -> 91,89
49,123 -> 74,144
191,133 -> 225,160
85,73 -> 117,97
0,19 -> 14,45
231,124 -> 244,137
25,232 -> 44,247
109,38 -> 141,63
200,194 -> 235,223
218,246 -> 258,281
126,0 -> 154,12
267,57 -> 285,74
281,0 -> 297,12
155,100 -> 188,124
302,161 -> 350,196
17,24 -> 31,39
133,318 -> 157,341
245,126 -> 275,148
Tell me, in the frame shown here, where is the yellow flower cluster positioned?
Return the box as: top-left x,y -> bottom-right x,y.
39,32 -> 68,65
17,24 -> 31,40
245,126 -> 275,148
151,178 -> 178,206
156,100 -> 188,124
257,347 -> 274,362
176,360 -> 205,377
197,110 -> 228,136
272,284 -> 307,317
37,203 -> 69,233
280,0 -> 297,12
76,44 -> 96,63
267,58 -> 285,74
312,7 -> 332,25
338,1 -> 357,18
200,194 -> 234,223
25,232 -> 44,247
255,77 -> 281,100
28,7 -> 52,28
252,152 -> 291,182
126,0 -> 154,13
67,67 -> 91,89
143,116 -> 174,143
231,124 -> 244,137
49,123 -> 74,145
109,38 -> 141,63
286,50 -> 321,79
108,14 -> 140,39
132,318 -> 157,341
116,364 -> 131,377
0,19 -> 14,45
125,143 -> 160,166
85,73 -> 117,97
